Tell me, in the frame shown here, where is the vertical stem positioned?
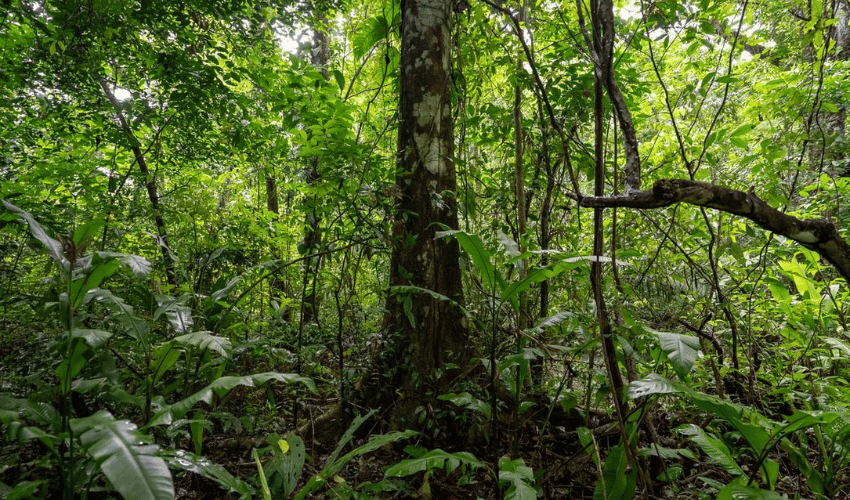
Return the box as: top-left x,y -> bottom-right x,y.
511,7 -> 527,457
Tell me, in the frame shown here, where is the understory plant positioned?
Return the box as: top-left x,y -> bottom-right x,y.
0,201 -> 315,500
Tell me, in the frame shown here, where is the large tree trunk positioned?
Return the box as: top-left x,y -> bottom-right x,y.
382,0 -> 469,413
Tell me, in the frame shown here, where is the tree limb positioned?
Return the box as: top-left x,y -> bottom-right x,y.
580,179 -> 850,283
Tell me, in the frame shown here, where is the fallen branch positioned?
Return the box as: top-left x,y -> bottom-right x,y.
579,178 -> 850,283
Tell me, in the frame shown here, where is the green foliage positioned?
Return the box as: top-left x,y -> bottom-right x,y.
499,457 -> 538,500
72,411 -> 174,500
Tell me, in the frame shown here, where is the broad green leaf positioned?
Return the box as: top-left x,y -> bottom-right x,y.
437,392 -> 491,419
73,219 -> 105,246
71,257 -> 120,308
3,200 -> 67,268
627,373 -> 680,399
151,344 -> 182,384
148,373 -> 316,426
87,289 -> 150,347
501,265 -> 561,310
824,337 -> 850,359
527,310 -> 573,334
72,411 -> 174,500
72,328 -> 113,349
352,16 -> 390,60
499,457 -> 536,500
593,444 -> 636,500
716,480 -> 785,500
729,123 -> 756,137
677,424 -> 743,476
296,430 -> 417,499
173,331 -> 232,357
266,435 -> 305,496
437,230 -> 497,291
498,231 -> 521,258
385,448 -> 481,477
656,332 -> 701,379
163,449 -> 253,497
687,391 -> 772,456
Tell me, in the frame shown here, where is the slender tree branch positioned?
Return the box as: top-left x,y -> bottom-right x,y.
581,179 -> 850,283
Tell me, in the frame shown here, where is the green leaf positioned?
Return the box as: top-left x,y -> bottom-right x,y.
296,429 -> 417,499
656,332 -> 701,380
716,479 -> 785,500
500,266 -> 561,310
71,258 -> 120,308
148,373 -> 316,426
163,449 -> 253,498
190,411 -> 204,456
73,219 -> 105,246
729,123 -> 756,137
499,457 -> 536,500
824,337 -> 850,359
437,392 -> 491,419
72,328 -> 113,349
267,435 -> 305,496
627,373 -> 680,399
527,310 -> 573,334
3,200 -> 67,268
72,411 -> 174,500
677,424 -> 743,476
253,448 -> 272,500
352,16 -> 390,60
331,69 -> 345,92
173,331 -> 232,357
385,449 -> 481,477
593,444 -> 636,500
438,230 -> 497,291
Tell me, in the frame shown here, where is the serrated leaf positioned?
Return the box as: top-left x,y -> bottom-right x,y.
72,411 -> 174,500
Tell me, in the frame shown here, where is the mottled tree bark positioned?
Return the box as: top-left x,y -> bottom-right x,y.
385,0 -> 469,384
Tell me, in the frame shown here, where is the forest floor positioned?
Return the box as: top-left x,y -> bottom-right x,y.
169,387 -> 770,500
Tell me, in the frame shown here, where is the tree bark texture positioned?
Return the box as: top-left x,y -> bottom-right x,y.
385,0 -> 468,377
580,179 -> 850,283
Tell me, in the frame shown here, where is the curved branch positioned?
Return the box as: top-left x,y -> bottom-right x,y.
580,179 -> 850,283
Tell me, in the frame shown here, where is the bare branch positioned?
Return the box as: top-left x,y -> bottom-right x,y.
580,179 -> 850,283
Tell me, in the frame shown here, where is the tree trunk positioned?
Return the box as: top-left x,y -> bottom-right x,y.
382,0 -> 469,418
299,12 -> 330,326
